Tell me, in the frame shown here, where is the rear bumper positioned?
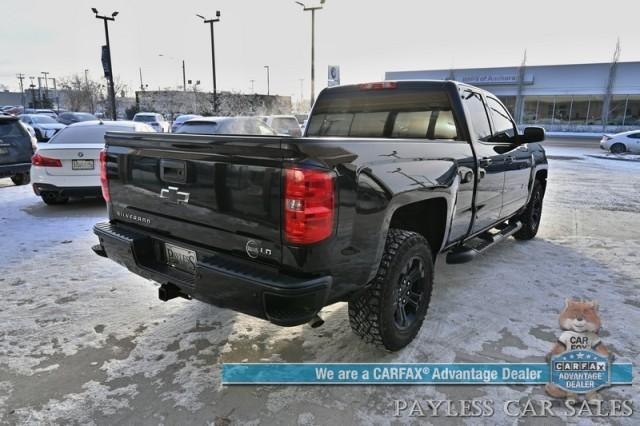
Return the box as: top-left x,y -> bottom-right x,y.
93,222 -> 332,326
33,182 -> 101,197
0,162 -> 30,177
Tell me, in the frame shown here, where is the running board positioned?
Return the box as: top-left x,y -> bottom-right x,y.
446,221 -> 522,264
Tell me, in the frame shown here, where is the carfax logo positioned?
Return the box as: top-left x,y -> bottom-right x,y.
546,299 -> 614,402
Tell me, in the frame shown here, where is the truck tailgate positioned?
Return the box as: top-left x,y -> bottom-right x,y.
104,132 -> 284,264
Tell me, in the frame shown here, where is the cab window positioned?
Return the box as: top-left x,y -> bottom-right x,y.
486,97 -> 516,143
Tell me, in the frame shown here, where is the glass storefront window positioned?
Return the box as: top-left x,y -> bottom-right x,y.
586,96 -> 603,125
523,97 -> 539,123
608,95 -> 627,125
570,97 -> 589,124
553,96 -> 572,124
497,96 -> 516,118
537,97 -> 555,124
624,95 -> 640,126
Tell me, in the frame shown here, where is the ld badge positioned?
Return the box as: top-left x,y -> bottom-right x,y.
551,350 -> 610,394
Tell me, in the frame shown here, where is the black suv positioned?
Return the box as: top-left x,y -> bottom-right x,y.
0,116 -> 34,185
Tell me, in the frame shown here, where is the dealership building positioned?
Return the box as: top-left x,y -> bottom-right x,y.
386,62 -> 640,133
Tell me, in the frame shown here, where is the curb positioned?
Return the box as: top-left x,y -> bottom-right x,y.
586,154 -> 640,163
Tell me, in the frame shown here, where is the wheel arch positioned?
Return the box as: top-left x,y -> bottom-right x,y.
388,197 -> 448,256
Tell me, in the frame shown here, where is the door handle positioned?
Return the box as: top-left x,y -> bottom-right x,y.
505,156 -> 514,164
480,157 -> 492,167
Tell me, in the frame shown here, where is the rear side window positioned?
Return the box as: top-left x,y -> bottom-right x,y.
307,86 -> 459,140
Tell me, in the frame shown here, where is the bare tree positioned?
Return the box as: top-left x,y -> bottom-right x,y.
602,38 -> 621,131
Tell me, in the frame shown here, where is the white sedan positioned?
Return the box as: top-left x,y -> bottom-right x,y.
30,120 -> 153,205
600,130 -> 640,154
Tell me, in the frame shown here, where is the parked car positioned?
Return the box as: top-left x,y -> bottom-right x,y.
260,115 -> 303,137
171,114 -> 201,133
0,115 -> 36,185
133,112 -> 170,133
30,120 -> 154,205
600,130 -> 640,153
175,116 -> 277,135
57,112 -> 98,125
93,80 -> 547,351
19,114 -> 66,141
34,109 -> 60,119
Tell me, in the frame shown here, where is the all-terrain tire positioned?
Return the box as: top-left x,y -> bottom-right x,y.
11,173 -> 30,186
513,179 -> 544,240
348,228 -> 434,351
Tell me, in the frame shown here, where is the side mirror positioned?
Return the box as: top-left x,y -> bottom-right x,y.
521,126 -> 545,144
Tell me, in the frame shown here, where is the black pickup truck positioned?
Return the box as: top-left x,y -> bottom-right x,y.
93,80 -> 547,351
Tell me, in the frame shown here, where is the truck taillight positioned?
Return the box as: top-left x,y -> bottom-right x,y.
284,168 -> 334,244
31,153 -> 62,167
359,81 -> 397,90
99,149 -> 110,202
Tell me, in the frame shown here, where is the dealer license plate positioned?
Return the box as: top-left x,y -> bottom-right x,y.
72,159 -> 94,170
164,242 -> 197,274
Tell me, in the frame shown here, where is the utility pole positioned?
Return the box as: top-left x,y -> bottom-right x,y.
92,8 -> 119,120
139,67 -> 144,91
182,60 -> 186,92
37,77 -> 43,107
299,78 -> 304,104
295,0 -> 325,108
50,78 -> 59,112
264,66 -> 270,95
250,79 -> 255,93
29,77 -> 36,108
16,74 -> 25,109
197,11 -> 221,112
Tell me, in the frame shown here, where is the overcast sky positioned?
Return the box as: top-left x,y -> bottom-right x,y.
2,0 -> 639,101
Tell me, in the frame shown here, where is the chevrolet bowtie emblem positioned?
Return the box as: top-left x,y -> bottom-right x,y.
160,186 -> 190,205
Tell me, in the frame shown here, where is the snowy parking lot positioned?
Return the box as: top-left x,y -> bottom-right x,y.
1,141 -> 639,424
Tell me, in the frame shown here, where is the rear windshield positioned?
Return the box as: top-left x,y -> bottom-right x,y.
176,122 -> 219,135
49,125 -> 131,144
306,86 -> 459,140
134,115 -> 156,123
271,117 -> 301,135
31,115 -> 58,124
0,120 -> 27,140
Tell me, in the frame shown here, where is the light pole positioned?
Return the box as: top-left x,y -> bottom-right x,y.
92,8 -> 119,120
295,0 -> 325,108
158,54 -> 187,91
197,11 -> 221,112
264,66 -> 270,95
250,79 -> 255,93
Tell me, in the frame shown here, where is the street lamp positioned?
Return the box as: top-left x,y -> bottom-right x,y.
92,8 -> 119,120
264,66 -> 270,95
197,11 -> 221,112
158,54 -> 187,91
295,0 -> 325,108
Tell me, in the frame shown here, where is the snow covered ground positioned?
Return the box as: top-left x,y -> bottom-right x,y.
1,144 -> 639,425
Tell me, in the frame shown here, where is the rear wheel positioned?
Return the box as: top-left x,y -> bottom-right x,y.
41,191 -> 69,205
610,143 -> 626,154
348,229 -> 434,351
513,180 -> 544,240
11,173 -> 30,186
